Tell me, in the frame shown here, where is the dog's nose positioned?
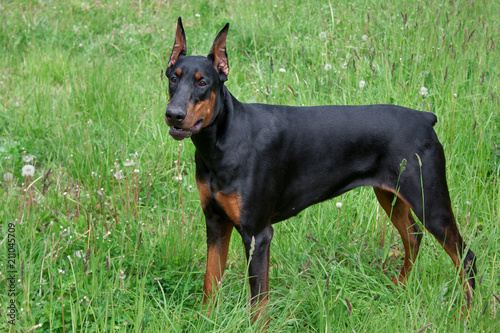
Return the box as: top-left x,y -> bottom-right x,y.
165,108 -> 186,126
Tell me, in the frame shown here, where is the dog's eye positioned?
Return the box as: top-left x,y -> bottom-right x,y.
198,80 -> 207,87
170,76 -> 177,83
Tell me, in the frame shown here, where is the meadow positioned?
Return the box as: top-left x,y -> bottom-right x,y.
0,0 -> 499,332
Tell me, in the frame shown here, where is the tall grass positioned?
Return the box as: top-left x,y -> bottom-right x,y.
0,0 -> 498,332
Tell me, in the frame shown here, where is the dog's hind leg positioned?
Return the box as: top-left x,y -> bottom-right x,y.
374,187 -> 423,285
413,191 -> 476,300
396,150 -> 476,303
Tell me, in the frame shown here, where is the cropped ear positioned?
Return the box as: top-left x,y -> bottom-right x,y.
168,17 -> 187,68
207,23 -> 230,81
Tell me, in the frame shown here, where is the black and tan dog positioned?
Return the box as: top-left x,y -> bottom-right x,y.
164,17 -> 476,321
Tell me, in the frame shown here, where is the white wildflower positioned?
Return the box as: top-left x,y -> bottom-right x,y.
279,68 -> 286,73
419,86 -> 428,97
336,202 -> 343,209
319,31 -> 327,39
359,80 -> 366,88
362,35 -> 368,41
324,64 -> 332,71
123,159 -> 135,167
22,154 -> 36,163
22,165 -> 35,177
3,172 -> 13,182
114,170 -> 124,180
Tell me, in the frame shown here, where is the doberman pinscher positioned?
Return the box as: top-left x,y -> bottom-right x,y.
164,17 -> 476,321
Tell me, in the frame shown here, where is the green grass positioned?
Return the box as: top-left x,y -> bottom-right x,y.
0,0 -> 499,332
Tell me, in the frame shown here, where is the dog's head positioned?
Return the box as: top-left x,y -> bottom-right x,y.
165,17 -> 229,140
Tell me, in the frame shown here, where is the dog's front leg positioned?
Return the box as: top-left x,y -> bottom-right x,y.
202,214 -> 233,314
241,224 -> 274,324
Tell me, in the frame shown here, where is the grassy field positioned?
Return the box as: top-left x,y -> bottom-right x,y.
1,0 -> 499,332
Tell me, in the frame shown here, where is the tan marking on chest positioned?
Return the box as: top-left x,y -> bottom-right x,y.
215,191 -> 241,227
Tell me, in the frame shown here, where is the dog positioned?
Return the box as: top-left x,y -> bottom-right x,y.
164,17 -> 476,322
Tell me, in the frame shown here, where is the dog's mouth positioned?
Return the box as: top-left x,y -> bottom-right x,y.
169,118 -> 204,140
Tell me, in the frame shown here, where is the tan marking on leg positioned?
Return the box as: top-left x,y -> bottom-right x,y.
196,179 -> 211,210
215,191 -> 241,227
202,223 -> 233,314
374,187 -> 420,285
375,187 -> 474,309
252,296 -> 270,329
203,245 -> 223,301
441,234 -> 474,309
